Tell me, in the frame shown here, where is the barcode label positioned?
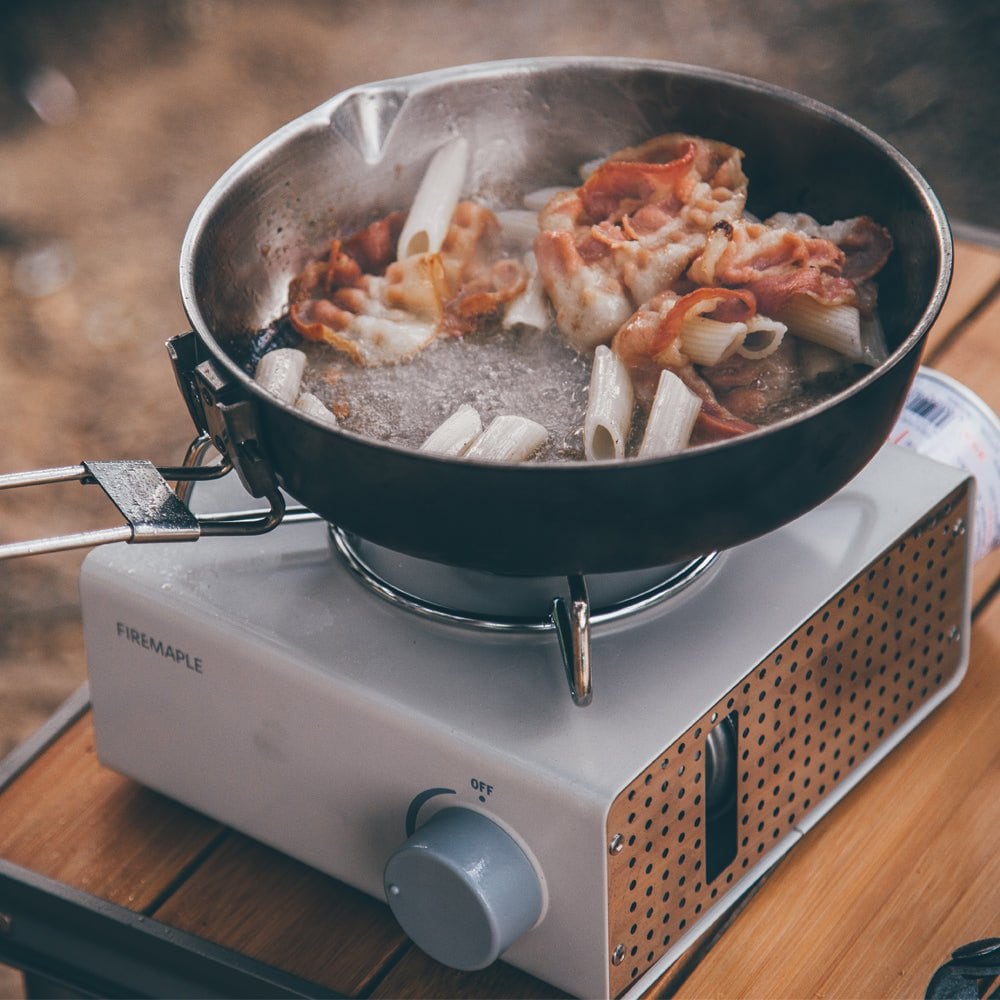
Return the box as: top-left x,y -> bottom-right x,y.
893,369 -> 1000,562
907,390 -> 952,428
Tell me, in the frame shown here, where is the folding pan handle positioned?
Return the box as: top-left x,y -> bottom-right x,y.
0,334 -> 286,561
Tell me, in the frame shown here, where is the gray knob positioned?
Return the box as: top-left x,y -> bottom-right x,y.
383,807 -> 542,970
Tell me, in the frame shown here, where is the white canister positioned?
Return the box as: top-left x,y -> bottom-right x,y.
889,367 -> 1000,562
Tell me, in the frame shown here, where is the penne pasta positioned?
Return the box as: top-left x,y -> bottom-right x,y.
397,136 -> 469,259
503,252 -> 551,331
494,209 -> 540,254
294,391 -> 338,427
522,186 -> 571,211
464,414 -> 548,463
420,403 -> 483,457
638,369 -> 702,458
255,347 -> 306,404
584,345 -> 635,460
778,296 -> 863,361
859,313 -> 889,367
680,316 -> 748,366
737,315 -> 787,360
577,156 -> 605,181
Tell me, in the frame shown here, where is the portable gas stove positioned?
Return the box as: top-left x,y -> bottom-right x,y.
81,443 -> 972,998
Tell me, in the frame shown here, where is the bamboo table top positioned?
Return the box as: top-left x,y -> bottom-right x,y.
1,233 -> 998,999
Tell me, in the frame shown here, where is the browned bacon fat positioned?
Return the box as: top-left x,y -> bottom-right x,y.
534,134 -> 749,351
288,202 -> 527,366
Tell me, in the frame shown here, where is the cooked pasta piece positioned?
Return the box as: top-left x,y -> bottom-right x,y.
523,186 -> 571,212
737,315 -> 787,360
638,368 -> 702,458
611,287 -> 757,385
494,209 -> 539,254
859,313 -> 889,367
503,252 -> 550,331
778,297 -> 863,361
255,348 -> 306,404
294,391 -> 339,427
420,403 -> 483,457
397,137 -> 469,259
577,155 -> 605,180
584,345 -> 635,460
464,414 -> 548,463
680,315 -> 748,366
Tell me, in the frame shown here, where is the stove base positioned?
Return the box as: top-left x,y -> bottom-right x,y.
80,445 -> 973,997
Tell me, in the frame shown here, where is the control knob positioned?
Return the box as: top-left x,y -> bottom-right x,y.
383,806 -> 542,970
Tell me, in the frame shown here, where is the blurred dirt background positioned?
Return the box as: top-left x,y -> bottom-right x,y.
0,2 -> 997,991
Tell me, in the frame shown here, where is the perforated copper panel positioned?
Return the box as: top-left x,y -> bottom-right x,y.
606,483 -> 971,996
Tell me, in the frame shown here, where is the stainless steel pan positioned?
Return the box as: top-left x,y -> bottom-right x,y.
3,59 -> 952,576
179,58 -> 951,575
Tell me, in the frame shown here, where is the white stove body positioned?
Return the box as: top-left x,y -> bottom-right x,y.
81,445 -> 973,998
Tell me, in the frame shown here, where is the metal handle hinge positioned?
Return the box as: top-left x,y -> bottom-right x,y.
166,331 -> 209,434
167,332 -> 282,504
188,358 -> 282,505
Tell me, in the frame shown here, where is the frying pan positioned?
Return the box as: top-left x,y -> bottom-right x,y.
5,59 -> 953,576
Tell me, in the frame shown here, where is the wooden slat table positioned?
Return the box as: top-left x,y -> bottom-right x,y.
1,233 -> 998,999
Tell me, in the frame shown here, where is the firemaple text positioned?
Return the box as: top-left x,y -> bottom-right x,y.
115,622 -> 204,673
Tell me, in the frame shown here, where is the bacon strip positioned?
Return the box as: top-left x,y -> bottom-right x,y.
832,216 -> 894,281
343,211 -> 405,274
533,228 -> 634,351
535,134 -> 750,352
764,212 -> 893,283
689,218 -> 859,315
610,287 -> 758,443
580,141 -> 698,221
288,202 -> 527,365
612,287 -> 757,372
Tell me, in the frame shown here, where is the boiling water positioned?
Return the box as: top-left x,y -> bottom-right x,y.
240,315 -> 860,463
298,322 -> 593,461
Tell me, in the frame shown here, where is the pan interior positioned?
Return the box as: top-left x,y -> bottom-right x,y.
184,59 -> 946,424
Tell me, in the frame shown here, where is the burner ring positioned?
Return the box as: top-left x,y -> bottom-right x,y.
328,524 -> 719,634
